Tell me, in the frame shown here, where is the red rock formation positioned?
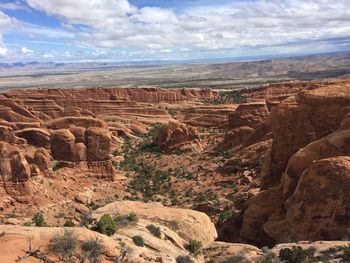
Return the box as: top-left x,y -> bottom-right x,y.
0,126 -> 19,144
221,126 -> 254,149
50,129 -> 78,162
240,82 -> 350,245
14,128 -> 50,148
0,142 -> 31,197
178,105 -> 237,128
85,127 -> 111,161
228,100 -> 269,129
156,121 -> 201,152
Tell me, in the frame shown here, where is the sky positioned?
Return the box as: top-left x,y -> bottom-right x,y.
0,0 -> 350,62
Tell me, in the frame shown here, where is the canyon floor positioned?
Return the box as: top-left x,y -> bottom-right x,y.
1,79 -> 350,262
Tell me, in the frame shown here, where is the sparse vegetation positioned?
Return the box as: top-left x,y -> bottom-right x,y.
80,212 -> 94,227
207,91 -> 246,104
185,239 -> 203,257
146,224 -> 161,238
49,230 -> 105,263
132,235 -> 145,247
96,214 -> 117,236
278,246 -> 316,263
81,238 -> 104,263
22,221 -> 32,226
127,212 -> 138,222
176,255 -> 194,263
64,220 -> 75,227
220,257 -> 250,263
49,230 -> 78,262
32,212 -> 46,227
52,160 -> 61,171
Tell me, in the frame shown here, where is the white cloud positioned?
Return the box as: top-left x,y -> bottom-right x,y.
0,11 -> 12,57
21,46 -> 34,54
3,0 -> 348,61
0,1 -> 31,12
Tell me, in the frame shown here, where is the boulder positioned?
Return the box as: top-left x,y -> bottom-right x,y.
204,242 -> 263,263
50,129 -> 76,161
33,148 -> 51,172
94,200 -> 218,246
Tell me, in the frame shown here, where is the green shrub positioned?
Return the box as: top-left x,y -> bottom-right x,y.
96,214 -> 117,236
220,256 -> 250,263
337,245 -> 350,262
22,221 -> 32,226
127,212 -> 137,222
132,235 -> 144,247
49,230 -> 78,262
185,239 -> 203,257
81,238 -> 104,263
176,255 -> 194,263
64,220 -> 75,227
52,160 -> 61,171
146,224 -> 161,238
32,212 -> 45,227
279,246 -> 316,263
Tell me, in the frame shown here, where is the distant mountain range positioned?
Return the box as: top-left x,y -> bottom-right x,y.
1,51 -> 350,90
2,51 -> 349,72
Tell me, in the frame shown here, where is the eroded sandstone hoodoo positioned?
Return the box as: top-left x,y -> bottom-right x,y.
156,120 -> 201,152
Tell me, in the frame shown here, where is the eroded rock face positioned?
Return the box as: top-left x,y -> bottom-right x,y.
85,127 -> 111,161
0,126 -> 18,144
50,129 -> 77,162
33,148 -> 51,173
156,120 -> 201,152
261,85 -> 350,189
241,82 -> 350,245
264,157 -> 350,243
221,126 -> 254,149
14,128 -> 50,148
228,100 -> 269,129
0,142 -> 31,196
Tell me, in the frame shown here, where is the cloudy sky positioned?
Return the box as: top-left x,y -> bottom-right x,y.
1,0 -> 350,62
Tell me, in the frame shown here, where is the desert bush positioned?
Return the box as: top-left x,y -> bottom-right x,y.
52,160 -> 61,171
337,245 -> 350,262
32,212 -> 46,227
127,212 -> 138,222
96,214 -> 117,236
80,212 -> 94,227
132,235 -> 145,247
22,221 -> 32,226
185,239 -> 203,257
81,238 -> 104,263
278,246 -> 316,263
176,255 -> 194,263
146,224 -> 161,238
64,220 -> 75,227
49,230 -> 78,262
220,256 -> 250,263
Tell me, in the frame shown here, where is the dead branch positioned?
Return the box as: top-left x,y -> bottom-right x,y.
16,238 -> 56,263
